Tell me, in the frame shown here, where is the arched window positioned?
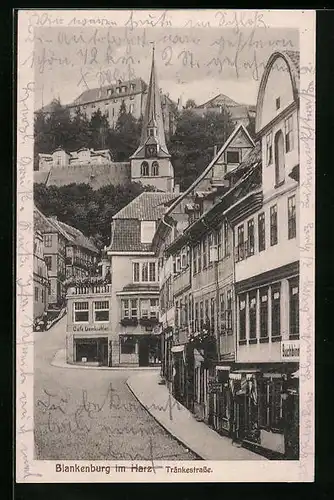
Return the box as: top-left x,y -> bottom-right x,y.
151,161 -> 159,176
274,129 -> 285,186
141,161 -> 149,177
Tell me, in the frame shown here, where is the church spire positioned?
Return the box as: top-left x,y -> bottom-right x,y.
140,44 -> 168,152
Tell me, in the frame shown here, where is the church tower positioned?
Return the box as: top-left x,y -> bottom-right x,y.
130,46 -> 174,192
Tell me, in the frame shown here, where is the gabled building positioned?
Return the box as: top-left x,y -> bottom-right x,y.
33,230 -> 50,320
193,93 -> 256,128
34,207 -> 99,307
107,191 -> 176,367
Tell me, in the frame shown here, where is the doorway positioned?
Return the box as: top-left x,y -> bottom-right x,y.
138,337 -> 149,367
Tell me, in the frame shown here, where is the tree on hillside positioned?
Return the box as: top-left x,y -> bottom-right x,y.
246,114 -> 256,140
89,109 -> 110,150
113,101 -> 141,161
185,98 -> 196,109
168,109 -> 234,190
34,181 -> 156,249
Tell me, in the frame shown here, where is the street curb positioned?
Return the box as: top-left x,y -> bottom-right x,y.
126,375 -> 204,461
51,349 -> 161,372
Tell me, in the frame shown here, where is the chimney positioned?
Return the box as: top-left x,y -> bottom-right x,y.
174,184 -> 180,195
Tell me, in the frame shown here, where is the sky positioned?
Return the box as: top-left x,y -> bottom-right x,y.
29,25 -> 299,110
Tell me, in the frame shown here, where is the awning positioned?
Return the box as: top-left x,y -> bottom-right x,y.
232,368 -> 261,374
171,345 -> 185,353
216,366 -> 231,371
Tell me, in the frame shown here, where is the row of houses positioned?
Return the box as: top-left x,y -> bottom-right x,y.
63,49 -> 300,459
33,207 -> 99,320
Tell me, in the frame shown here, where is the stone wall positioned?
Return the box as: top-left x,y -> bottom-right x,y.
34,162 -> 131,190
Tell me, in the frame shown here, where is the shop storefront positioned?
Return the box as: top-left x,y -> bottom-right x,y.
229,364 -> 299,459
171,345 -> 186,405
212,366 -> 232,436
73,337 -> 109,366
119,334 -> 161,367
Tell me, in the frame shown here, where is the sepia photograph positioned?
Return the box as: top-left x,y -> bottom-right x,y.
17,8 -> 315,482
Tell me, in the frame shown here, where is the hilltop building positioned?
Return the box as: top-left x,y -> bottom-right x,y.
193,93 -> 256,128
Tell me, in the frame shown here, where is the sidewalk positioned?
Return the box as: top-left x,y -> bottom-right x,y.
127,371 -> 267,461
51,348 -> 161,371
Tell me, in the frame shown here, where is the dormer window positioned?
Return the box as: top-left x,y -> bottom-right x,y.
140,221 -> 156,244
148,128 -> 156,137
130,83 -> 135,91
107,88 -> 113,96
116,87 -> 121,94
121,86 -> 127,93
276,97 -> 281,110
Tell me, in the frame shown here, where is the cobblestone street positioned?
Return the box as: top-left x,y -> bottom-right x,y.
34,316 -> 198,461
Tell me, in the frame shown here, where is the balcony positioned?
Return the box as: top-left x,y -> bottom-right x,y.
120,317 -> 138,327
67,284 -> 111,295
139,316 -> 159,327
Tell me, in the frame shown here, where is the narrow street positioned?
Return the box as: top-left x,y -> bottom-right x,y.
34,315 -> 198,461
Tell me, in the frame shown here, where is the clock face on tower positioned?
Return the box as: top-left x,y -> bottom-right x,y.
146,145 -> 157,158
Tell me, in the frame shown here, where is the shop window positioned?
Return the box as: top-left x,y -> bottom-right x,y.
260,287 -> 269,338
289,278 -> 299,338
270,205 -> 278,246
120,336 -> 136,354
74,301 -> 89,322
239,294 -> 246,341
258,212 -> 266,252
285,115 -> 294,153
44,234 -> 53,247
288,195 -> 296,239
271,284 -> 281,338
94,300 -> 109,322
249,291 -> 257,339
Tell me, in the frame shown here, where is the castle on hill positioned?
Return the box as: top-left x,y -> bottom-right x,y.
34,47 -> 175,192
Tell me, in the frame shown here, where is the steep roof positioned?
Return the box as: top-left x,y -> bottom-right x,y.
113,191 -> 177,220
55,220 -> 99,254
197,93 -> 240,109
109,191 -> 177,253
131,48 -> 170,159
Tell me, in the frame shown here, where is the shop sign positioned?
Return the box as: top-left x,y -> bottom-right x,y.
281,340 -> 300,361
72,324 -> 109,333
208,379 -> 223,393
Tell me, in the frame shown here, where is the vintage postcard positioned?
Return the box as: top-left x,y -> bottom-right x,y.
16,9 -> 315,482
